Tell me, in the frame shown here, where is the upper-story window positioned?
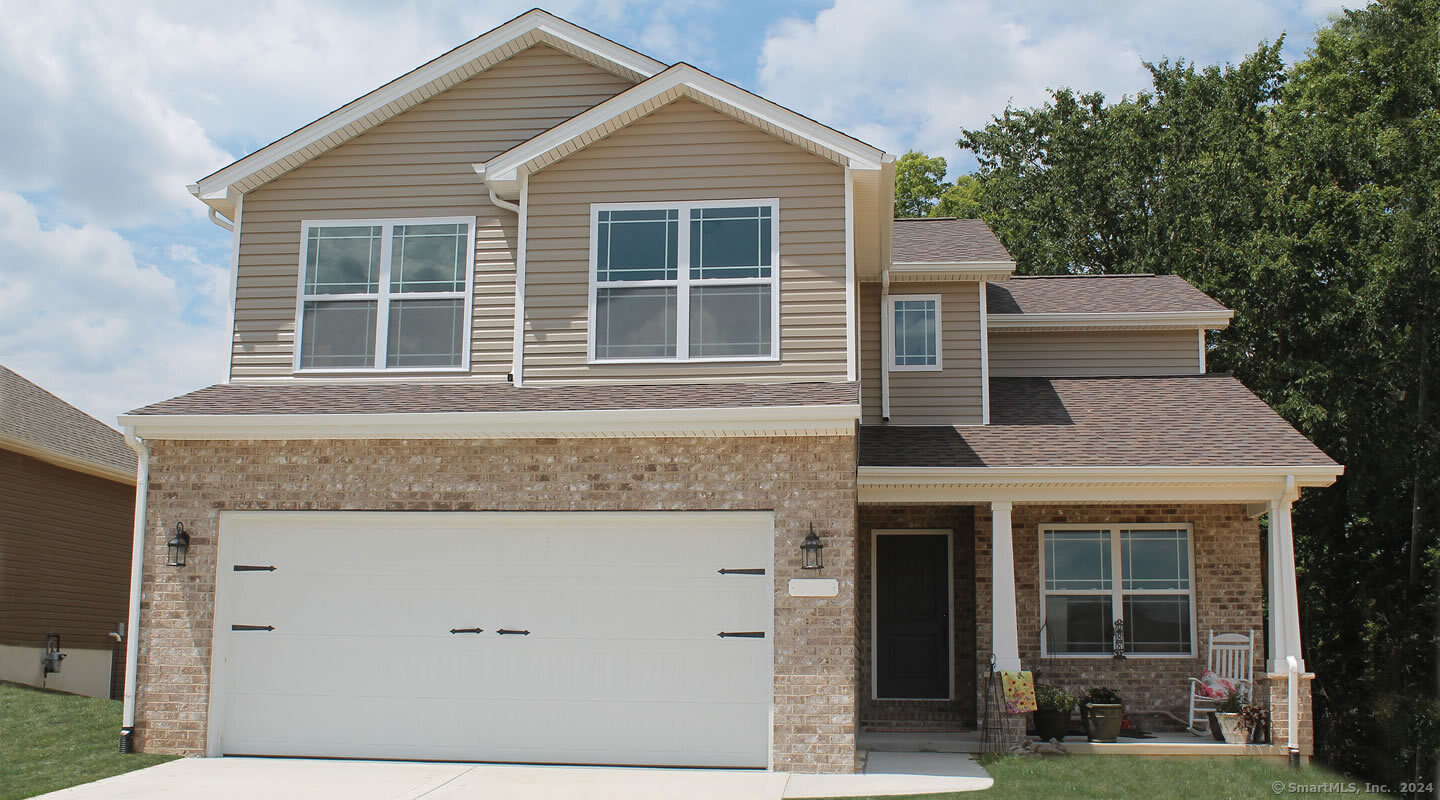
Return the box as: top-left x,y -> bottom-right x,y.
1040,524 -> 1196,657
296,218 -> 475,372
887,294 -> 941,371
589,200 -> 780,362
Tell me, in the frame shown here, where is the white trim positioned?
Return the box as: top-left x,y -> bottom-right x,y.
481,64 -> 885,197
1198,328 -> 1207,374
858,465 -> 1343,504
118,403 -> 860,441
512,173 -> 529,385
293,217 -> 476,373
886,293 -> 942,372
870,529 -> 955,701
1038,522 -> 1198,659
979,281 -> 990,425
987,310 -> 1233,330
990,501 -> 1022,672
226,194 -> 243,382
587,199 -> 781,364
844,168 -> 856,382
192,10 -> 665,203
0,435 -> 135,485
118,431 -> 148,741
890,261 -> 1015,278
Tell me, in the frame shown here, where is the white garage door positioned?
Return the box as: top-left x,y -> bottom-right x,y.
210,511 -> 774,768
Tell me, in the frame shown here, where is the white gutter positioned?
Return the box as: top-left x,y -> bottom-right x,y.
987,310 -> 1234,330
859,464 -> 1344,487
206,207 -> 233,232
119,428 -> 149,753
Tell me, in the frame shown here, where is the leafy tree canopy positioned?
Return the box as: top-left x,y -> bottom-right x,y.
893,150 -> 985,218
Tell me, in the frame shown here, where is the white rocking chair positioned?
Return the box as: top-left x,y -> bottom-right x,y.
1187,630 -> 1255,735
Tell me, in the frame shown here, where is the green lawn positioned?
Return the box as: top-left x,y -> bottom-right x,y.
973,754 -> 1391,800
0,681 -> 175,800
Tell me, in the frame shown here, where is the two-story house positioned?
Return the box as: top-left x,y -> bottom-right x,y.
116,10 -> 1340,774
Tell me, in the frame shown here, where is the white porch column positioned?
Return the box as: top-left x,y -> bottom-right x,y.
990,500 -> 1022,671
1267,494 -> 1306,673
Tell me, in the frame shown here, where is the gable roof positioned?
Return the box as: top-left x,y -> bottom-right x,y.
892,218 -> 1013,264
985,274 -> 1233,329
477,62 -> 888,197
189,9 -> 666,215
0,366 -> 136,484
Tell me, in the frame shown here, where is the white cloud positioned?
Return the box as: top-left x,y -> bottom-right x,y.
756,0 -> 1322,172
0,191 -> 229,426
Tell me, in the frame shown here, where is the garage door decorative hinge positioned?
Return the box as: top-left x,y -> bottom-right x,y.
449,627 -> 485,634
717,631 -> 765,638
496,629 -> 530,636
231,624 -> 275,632
717,568 -> 766,575
232,565 -> 277,572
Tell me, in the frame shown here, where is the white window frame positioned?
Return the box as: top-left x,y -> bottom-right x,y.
886,294 -> 943,372
293,217 -> 476,374
1038,522 -> 1198,659
586,199 -> 781,364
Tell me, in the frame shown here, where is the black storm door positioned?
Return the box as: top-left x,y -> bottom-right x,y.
875,533 -> 951,699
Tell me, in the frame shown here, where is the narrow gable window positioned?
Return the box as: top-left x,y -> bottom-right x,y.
590,200 -> 779,362
888,295 -> 941,371
297,218 -> 474,372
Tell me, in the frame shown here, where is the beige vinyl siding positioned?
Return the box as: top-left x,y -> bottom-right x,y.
860,282 -> 983,425
231,45 -> 634,380
522,98 -> 849,383
988,329 -> 1201,377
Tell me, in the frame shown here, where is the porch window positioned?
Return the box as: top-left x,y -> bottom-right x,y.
590,200 -> 780,362
296,218 -> 475,371
1041,525 -> 1195,657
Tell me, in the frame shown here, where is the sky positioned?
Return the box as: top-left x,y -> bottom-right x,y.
0,0 -> 1354,428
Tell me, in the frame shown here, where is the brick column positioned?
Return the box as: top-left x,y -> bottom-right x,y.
1265,672 -> 1315,755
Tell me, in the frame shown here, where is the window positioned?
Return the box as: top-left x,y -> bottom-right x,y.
887,295 -> 941,371
1040,524 -> 1195,657
296,218 -> 474,371
589,200 -> 779,362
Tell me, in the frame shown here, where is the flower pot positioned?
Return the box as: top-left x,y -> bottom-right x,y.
1085,703 -> 1124,742
1032,708 -> 1071,742
1213,712 -> 1248,744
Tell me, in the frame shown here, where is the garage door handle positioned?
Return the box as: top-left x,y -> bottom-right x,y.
496,629 -> 530,636
717,631 -> 765,638
232,625 -> 275,632
718,568 -> 766,575
449,627 -> 484,634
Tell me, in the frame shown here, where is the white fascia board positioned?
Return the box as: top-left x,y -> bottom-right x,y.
986,310 -> 1234,330
117,404 -> 860,441
857,464 -> 1343,504
192,11 -> 664,201
891,261 -> 1016,275
481,64 -> 886,194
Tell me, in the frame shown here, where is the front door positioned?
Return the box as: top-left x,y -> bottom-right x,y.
874,531 -> 951,700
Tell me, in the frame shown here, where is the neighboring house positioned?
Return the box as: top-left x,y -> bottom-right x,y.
0,366 -> 136,699
115,10 -> 1341,773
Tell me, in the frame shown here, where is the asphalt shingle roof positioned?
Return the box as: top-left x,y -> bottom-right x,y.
892,218 -> 1013,263
0,366 -> 136,477
129,381 -> 861,416
987,274 -> 1229,315
859,375 -> 1337,468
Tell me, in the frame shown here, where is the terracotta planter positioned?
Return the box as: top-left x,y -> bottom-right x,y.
1213,712 -> 1248,744
1085,703 -> 1124,742
1033,708 -> 1071,741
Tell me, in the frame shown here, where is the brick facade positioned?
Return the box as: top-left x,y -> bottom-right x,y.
134,435 -> 859,773
856,504 -> 977,729
974,504 -> 1268,727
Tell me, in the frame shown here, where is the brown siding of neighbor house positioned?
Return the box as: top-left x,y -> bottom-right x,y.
988,329 -> 1201,377
522,98 -> 849,383
232,44 -> 635,381
860,282 -> 984,424
0,449 -> 133,656
133,435 -> 860,773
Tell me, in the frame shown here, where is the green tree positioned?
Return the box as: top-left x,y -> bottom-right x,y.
934,174 -> 985,218
894,150 -> 948,217
957,1 -> 1438,791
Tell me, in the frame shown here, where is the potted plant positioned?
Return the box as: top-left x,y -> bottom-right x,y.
1032,685 -> 1077,741
1209,685 -> 1251,744
1080,687 -> 1124,742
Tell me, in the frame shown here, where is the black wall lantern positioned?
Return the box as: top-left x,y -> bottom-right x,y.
166,523 -> 190,567
801,524 -> 824,570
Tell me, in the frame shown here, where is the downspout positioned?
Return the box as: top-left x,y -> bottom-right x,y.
479,176 -> 526,387
119,427 -> 150,753
880,265 -> 891,421
207,207 -> 234,232
1286,655 -> 1301,768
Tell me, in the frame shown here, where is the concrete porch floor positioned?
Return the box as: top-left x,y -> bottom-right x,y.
860,729 -> 1266,756
35,754 -> 993,799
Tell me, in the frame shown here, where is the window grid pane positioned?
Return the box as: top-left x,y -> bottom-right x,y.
1122,595 -> 1193,653
386,299 -> 464,368
300,300 -> 377,369
1044,530 -> 1112,591
892,299 -> 937,366
1121,529 -> 1190,590
305,226 -> 381,294
1044,595 -> 1114,654
595,286 -> 677,359
689,285 -> 771,357
689,206 -> 772,280
597,209 -> 678,282
390,223 -> 466,293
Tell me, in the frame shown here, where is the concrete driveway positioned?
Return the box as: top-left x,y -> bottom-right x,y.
35,753 -> 992,799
